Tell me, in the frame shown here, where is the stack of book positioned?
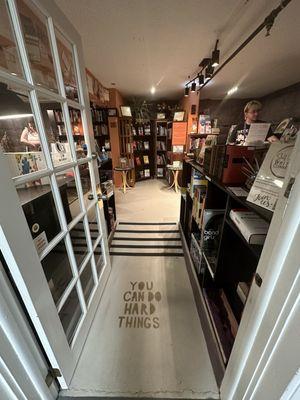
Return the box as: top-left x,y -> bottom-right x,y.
229,209 -> 269,245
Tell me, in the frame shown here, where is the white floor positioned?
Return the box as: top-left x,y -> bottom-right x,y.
115,179 -> 181,222
60,180 -> 219,399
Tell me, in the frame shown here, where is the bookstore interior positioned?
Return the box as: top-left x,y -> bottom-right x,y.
0,0 -> 300,398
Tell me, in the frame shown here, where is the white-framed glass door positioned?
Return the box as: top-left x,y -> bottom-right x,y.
0,0 -> 111,388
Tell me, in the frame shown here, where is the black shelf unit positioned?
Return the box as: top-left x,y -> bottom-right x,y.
155,120 -> 172,179
132,120 -> 154,182
180,158 -> 272,371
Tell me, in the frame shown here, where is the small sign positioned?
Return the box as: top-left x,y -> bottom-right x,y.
247,143 -> 294,211
33,231 -> 48,256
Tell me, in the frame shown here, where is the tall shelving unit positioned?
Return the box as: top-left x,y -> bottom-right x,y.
180,158 -> 272,375
119,117 -> 135,186
155,120 -> 172,178
132,120 -> 155,181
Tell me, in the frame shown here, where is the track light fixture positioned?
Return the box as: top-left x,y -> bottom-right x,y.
184,86 -> 189,97
198,74 -> 204,85
205,64 -> 214,80
191,81 -> 196,92
211,39 -> 220,67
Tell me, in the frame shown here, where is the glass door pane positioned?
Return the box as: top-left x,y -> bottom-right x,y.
41,238 -> 74,305
55,28 -> 79,102
0,0 -> 23,77
17,0 -> 58,92
0,78 -> 47,178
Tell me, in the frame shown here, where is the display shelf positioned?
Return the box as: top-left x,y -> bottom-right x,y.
180,157 -> 272,370
225,217 -> 263,260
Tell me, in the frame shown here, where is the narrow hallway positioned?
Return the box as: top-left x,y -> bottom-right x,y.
60,181 -> 219,399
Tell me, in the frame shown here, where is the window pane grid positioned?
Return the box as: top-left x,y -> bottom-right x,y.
4,0 -> 111,348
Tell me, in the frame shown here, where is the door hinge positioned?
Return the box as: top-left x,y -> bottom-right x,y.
284,177 -> 295,199
45,368 -> 61,387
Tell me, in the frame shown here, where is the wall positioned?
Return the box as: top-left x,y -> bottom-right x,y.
199,82 -> 300,134
108,88 -> 125,111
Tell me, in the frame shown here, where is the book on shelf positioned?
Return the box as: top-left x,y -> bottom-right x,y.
135,156 -> 141,166
144,141 -> 150,150
192,182 -> 208,226
132,141 -> 137,150
137,126 -> 144,135
144,168 -> 150,177
157,154 -> 166,165
104,140 -> 110,150
190,233 -> 203,275
157,167 -> 164,177
143,155 -> 149,164
157,141 -> 166,150
229,209 -> 269,245
139,170 -> 145,179
132,126 -> 137,136
157,125 -> 167,136
189,169 -> 206,198
201,210 -> 224,273
236,282 -> 250,304
144,124 -> 151,135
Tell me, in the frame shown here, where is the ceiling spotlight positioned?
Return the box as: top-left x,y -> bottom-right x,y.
211,39 -> 220,67
211,49 -> 220,67
198,74 -> 204,85
199,58 -> 210,68
191,81 -> 196,92
184,86 -> 189,97
205,64 -> 214,80
227,86 -> 238,96
150,86 -> 156,94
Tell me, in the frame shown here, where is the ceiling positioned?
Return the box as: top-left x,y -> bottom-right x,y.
201,0 -> 300,99
54,0 -> 298,100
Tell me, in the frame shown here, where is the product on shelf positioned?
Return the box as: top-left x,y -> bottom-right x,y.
201,209 -> 224,277
192,182 -> 208,226
229,209 -> 269,245
157,167 -> 164,177
143,155 -> 149,164
190,233 -> 203,274
144,169 -> 150,177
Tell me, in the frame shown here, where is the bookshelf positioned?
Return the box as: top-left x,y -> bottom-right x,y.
132,120 -> 154,181
180,158 -> 272,374
90,103 -> 110,155
155,120 -> 172,178
119,117 -> 135,186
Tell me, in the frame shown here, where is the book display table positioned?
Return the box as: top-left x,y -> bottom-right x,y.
167,164 -> 182,193
114,166 -> 133,194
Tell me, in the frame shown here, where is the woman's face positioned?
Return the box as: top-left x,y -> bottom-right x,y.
245,107 -> 260,123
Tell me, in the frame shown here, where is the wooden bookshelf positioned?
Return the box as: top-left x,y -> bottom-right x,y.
154,120 -> 172,179
180,158 -> 272,371
119,117 -> 135,186
132,120 -> 155,182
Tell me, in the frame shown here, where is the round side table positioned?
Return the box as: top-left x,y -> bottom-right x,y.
167,164 -> 182,193
114,166 -> 133,193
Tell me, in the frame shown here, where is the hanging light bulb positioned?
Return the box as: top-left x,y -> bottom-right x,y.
191,81 -> 196,92
184,86 -> 189,97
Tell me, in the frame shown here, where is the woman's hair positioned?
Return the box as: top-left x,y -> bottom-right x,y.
244,100 -> 262,113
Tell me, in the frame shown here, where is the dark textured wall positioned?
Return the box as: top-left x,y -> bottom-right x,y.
199,82 -> 300,133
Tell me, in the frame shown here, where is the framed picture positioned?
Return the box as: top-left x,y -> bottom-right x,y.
107,108 -> 117,117
157,113 -> 165,120
120,106 -> 132,117
173,111 -> 185,122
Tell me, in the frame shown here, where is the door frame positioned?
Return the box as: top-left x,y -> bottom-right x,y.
221,135 -> 300,399
0,257 -> 58,400
0,0 -> 111,389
